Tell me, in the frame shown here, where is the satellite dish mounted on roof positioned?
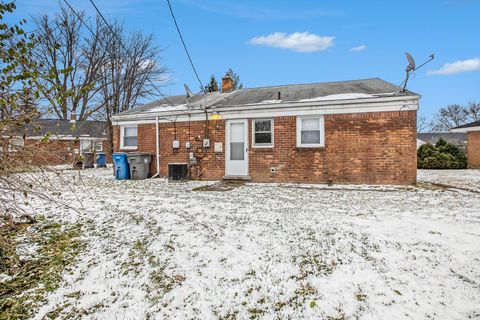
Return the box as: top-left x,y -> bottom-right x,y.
184,84 -> 194,99
401,52 -> 435,92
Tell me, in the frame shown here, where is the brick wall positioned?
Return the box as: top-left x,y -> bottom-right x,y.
1,137 -> 112,166
114,110 -> 417,185
467,131 -> 480,168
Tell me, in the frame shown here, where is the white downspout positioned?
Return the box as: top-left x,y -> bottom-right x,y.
151,115 -> 160,178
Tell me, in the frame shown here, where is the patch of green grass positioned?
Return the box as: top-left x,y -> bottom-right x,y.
0,218 -> 83,320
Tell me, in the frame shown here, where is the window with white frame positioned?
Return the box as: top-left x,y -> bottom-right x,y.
80,140 -> 92,154
252,119 -> 273,147
94,141 -> 103,152
8,137 -> 24,152
120,125 -> 138,149
296,116 -> 325,148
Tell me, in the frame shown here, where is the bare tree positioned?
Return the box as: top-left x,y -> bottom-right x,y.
1,2 -> 79,219
32,6 -> 108,120
97,22 -> 167,153
431,104 -> 469,132
417,114 -> 431,133
466,101 -> 480,121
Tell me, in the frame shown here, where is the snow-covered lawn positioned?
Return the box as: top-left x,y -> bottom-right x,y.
23,169 -> 480,319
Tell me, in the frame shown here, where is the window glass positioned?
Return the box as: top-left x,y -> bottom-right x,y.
9,137 -> 24,152
254,133 -> 271,144
301,131 -> 320,144
124,127 -> 137,137
230,123 -> 244,142
300,118 -> 321,144
94,142 -> 103,152
122,126 -> 138,147
253,119 -> 273,146
301,118 -> 319,131
80,140 -> 91,153
255,120 -> 271,132
230,142 -> 244,160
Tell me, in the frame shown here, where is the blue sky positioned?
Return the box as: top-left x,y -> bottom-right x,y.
8,0 -> 480,120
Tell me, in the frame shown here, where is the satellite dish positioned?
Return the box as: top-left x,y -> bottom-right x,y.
184,84 -> 194,99
400,52 -> 434,92
405,52 -> 416,71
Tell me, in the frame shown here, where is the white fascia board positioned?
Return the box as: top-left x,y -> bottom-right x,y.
451,126 -> 480,133
112,96 -> 419,125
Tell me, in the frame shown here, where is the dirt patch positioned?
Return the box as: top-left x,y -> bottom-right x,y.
192,181 -> 245,192
416,182 -> 480,194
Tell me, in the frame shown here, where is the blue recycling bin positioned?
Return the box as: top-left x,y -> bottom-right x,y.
96,152 -> 106,168
113,153 -> 130,180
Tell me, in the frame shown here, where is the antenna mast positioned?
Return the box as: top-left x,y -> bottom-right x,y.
401,52 -> 435,92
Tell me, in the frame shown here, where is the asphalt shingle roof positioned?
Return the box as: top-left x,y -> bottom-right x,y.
116,78 -> 417,117
3,119 -> 109,138
452,120 -> 480,129
417,132 -> 467,146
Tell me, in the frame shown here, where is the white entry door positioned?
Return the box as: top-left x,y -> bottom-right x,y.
225,119 -> 248,177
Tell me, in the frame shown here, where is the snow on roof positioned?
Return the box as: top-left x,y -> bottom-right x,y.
114,78 -> 418,118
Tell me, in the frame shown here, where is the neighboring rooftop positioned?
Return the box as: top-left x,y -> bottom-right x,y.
417,132 -> 467,146
116,78 -> 418,117
451,120 -> 480,131
2,119 -> 109,138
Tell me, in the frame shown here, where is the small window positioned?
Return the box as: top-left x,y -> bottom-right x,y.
8,137 -> 24,152
252,119 -> 273,147
94,141 -> 103,152
296,116 -> 325,148
120,125 -> 138,149
80,140 -> 92,154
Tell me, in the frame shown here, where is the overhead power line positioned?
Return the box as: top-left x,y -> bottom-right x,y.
87,0 -> 190,116
61,0 -> 189,118
166,0 -> 204,91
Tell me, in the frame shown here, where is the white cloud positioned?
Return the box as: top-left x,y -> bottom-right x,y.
247,32 -> 334,53
349,44 -> 367,52
428,58 -> 480,75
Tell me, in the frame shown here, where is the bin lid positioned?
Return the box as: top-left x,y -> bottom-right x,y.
127,152 -> 152,157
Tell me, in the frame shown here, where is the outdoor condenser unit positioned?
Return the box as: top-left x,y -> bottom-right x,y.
168,163 -> 188,181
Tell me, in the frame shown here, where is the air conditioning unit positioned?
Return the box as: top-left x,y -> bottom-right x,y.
168,163 -> 188,181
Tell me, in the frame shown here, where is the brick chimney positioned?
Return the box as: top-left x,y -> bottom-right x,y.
221,74 -> 234,93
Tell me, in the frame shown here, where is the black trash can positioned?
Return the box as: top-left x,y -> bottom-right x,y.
126,153 -> 152,180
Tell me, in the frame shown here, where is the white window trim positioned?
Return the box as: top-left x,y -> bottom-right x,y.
8,136 -> 24,152
94,141 -> 103,152
296,115 -> 325,148
120,125 -> 138,150
252,118 -> 274,148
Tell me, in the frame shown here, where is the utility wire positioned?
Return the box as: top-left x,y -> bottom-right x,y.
87,0 -> 190,116
165,0 -> 204,91
60,0 -> 189,118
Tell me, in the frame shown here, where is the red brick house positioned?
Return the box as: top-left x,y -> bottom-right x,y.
451,120 -> 480,168
111,77 -> 419,185
0,119 -> 111,166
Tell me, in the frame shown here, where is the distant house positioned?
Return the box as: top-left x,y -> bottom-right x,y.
451,120 -> 480,168
417,132 -> 467,150
111,77 -> 420,185
0,119 -> 111,165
